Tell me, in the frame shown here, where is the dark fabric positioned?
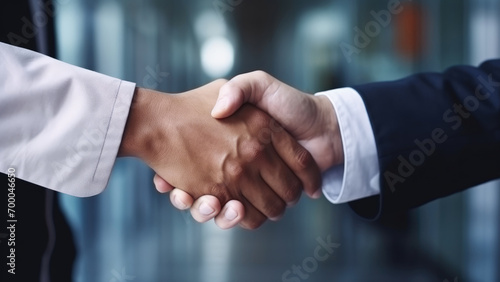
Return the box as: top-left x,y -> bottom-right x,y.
350,60 -> 500,220
0,1 -> 57,57
0,174 -> 77,282
1,2 -> 76,281
0,2 -> 37,51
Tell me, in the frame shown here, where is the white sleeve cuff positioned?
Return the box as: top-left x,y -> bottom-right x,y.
315,87 -> 380,203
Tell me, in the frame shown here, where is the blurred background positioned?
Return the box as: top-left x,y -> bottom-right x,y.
53,0 -> 500,281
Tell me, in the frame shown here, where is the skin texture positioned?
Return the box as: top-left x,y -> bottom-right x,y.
213,71 -> 343,171
156,71 -> 344,229
119,79 -> 321,229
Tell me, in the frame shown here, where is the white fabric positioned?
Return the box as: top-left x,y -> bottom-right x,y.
0,42 -> 135,197
316,87 -> 381,203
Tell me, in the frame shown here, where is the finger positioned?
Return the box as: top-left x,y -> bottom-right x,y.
240,176 -> 287,221
190,195 -> 221,223
212,71 -> 276,119
169,188 -> 194,210
259,149 -> 302,206
272,129 -> 323,199
214,200 -> 245,229
154,174 -> 175,193
238,197 -> 267,230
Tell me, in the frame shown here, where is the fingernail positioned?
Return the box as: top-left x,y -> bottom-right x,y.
174,195 -> 188,210
199,202 -> 215,216
224,207 -> 238,221
287,197 -> 300,207
312,189 -> 322,199
270,214 -> 283,221
211,97 -> 228,116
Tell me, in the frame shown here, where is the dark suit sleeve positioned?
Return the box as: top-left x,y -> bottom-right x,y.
348,60 -> 500,220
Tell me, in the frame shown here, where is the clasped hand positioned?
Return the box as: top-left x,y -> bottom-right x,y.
119,79 -> 324,229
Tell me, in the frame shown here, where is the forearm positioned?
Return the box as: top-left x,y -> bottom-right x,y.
0,42 -> 135,197
351,59 -> 500,218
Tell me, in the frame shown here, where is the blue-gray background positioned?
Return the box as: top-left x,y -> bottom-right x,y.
55,0 -> 500,281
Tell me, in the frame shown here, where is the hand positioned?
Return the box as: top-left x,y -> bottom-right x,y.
213,71 -> 343,171
159,71 -> 344,228
119,79 -> 321,229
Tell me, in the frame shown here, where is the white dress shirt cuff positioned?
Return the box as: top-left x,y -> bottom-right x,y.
315,87 -> 380,203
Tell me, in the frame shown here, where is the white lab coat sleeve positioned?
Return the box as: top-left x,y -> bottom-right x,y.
0,42 -> 136,197
315,87 -> 381,203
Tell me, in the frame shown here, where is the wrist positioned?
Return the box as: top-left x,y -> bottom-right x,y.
313,95 -> 344,169
118,87 -> 170,160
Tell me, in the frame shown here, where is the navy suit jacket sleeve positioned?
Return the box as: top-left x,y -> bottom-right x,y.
349,59 -> 500,220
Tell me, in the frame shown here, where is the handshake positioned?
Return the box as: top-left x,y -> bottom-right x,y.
118,71 -> 344,230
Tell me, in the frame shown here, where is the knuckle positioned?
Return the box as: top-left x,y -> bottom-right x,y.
263,199 -> 286,219
269,118 -> 284,133
295,146 -> 314,170
257,127 -> 273,145
246,109 -> 270,128
253,70 -> 271,81
241,139 -> 265,161
255,111 -> 270,126
282,182 -> 302,203
241,217 -> 265,230
209,183 -> 230,204
226,161 -> 244,180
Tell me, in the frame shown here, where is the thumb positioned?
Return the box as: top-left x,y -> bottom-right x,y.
211,71 -> 272,119
211,82 -> 247,118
